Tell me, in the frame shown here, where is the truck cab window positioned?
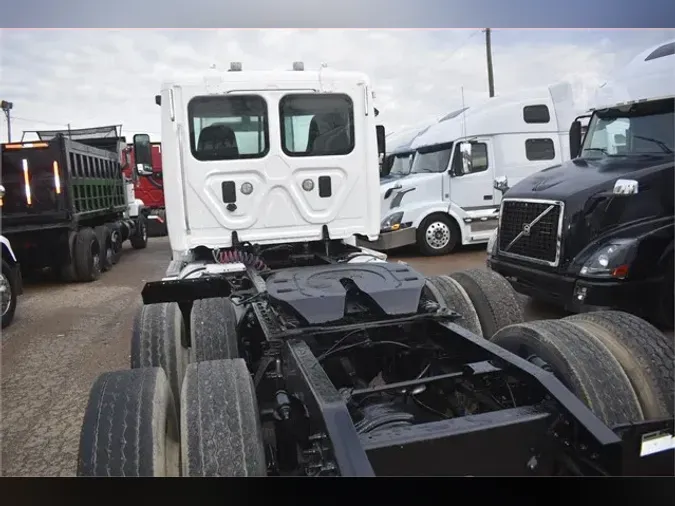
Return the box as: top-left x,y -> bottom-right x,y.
525,138 -> 556,160
411,143 -> 453,174
581,99 -> 674,159
188,95 -> 269,161
451,142 -> 489,174
280,94 -> 354,157
390,153 -> 413,176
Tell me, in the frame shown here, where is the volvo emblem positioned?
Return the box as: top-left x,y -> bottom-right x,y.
522,223 -> 532,236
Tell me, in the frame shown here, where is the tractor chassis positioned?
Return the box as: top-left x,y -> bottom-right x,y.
139,260 -> 675,477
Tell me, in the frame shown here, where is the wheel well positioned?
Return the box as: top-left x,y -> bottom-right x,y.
658,241 -> 674,269
1,244 -> 16,266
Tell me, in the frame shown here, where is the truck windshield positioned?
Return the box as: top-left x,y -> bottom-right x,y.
581,98 -> 674,160
390,153 -> 413,176
410,143 -> 452,174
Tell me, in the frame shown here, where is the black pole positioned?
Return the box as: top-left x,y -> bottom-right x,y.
6,109 -> 11,142
485,28 -> 495,98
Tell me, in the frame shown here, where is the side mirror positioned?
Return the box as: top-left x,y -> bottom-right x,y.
613,178 -> 638,196
155,95 -> 161,106
569,120 -> 582,159
376,125 -> 386,158
493,175 -> 509,194
133,134 -> 154,176
459,142 -> 472,175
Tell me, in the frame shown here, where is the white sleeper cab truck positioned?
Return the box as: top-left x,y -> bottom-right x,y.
77,62 -> 674,478
362,83 -> 579,256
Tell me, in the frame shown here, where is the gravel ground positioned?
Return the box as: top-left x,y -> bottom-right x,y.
0,237 -> 668,476
1,239 -> 171,476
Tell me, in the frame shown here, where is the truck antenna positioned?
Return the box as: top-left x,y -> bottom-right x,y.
461,86 -> 467,139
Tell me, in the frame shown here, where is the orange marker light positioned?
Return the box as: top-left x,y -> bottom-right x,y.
53,161 -> 62,194
22,158 -> 32,205
4,142 -> 48,149
612,265 -> 629,279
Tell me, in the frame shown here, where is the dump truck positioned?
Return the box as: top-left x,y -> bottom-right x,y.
121,140 -> 167,237
0,125 -> 149,283
77,63 -> 673,477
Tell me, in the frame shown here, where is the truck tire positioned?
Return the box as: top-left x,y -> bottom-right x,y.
417,214 -> 460,256
190,297 -> 239,362
653,254 -> 674,329
564,311 -> 673,418
57,230 -> 78,282
448,268 -> 524,338
1,259 -> 18,329
77,367 -> 180,477
94,225 -> 114,272
130,302 -> 187,413
426,275 -> 482,336
74,227 -> 102,282
491,319 -> 644,426
180,359 -> 267,477
148,210 -> 168,237
106,222 -> 123,265
130,215 -> 149,250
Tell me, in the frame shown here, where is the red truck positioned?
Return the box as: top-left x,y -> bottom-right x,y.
121,141 -> 167,237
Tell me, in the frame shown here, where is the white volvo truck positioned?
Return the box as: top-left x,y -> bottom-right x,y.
360,83 -> 580,255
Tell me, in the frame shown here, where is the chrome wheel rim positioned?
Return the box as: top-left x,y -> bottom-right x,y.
425,222 -> 451,250
0,273 -> 12,317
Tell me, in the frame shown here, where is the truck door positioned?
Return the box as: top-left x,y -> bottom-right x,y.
448,138 -> 495,211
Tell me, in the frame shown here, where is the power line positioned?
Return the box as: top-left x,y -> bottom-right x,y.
440,29 -> 482,65
5,115 -> 160,135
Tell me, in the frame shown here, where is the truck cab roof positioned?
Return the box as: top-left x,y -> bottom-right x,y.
412,82 -> 578,149
593,39 -> 675,110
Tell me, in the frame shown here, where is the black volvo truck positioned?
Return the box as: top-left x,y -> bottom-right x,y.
487,95 -> 674,329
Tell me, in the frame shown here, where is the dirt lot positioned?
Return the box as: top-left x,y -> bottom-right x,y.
0,237 -> 567,476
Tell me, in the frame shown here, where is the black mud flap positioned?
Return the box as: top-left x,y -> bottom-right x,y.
141,276 -> 232,305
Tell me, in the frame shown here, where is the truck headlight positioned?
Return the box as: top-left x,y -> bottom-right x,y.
579,239 -> 637,279
486,228 -> 498,256
381,212 -> 404,232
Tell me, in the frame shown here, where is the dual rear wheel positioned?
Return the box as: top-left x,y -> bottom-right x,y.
78,296 -> 265,477
77,267 -> 674,476
427,269 -> 673,425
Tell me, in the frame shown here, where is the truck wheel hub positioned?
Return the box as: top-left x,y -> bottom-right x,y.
426,222 -> 450,249
0,274 -> 11,316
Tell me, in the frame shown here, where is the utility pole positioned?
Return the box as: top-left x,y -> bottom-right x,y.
1,100 -> 13,142
484,28 -> 495,98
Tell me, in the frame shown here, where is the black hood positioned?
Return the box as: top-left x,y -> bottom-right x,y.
503,154 -> 674,268
507,154 -> 673,202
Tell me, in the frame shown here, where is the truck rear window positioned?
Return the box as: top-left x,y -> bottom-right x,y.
279,94 -> 354,157
188,95 -> 269,161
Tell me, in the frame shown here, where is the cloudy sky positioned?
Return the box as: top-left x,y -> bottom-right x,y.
1,28 -> 673,143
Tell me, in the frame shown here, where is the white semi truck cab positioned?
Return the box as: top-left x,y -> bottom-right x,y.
361,83 -> 580,256
137,62 -> 386,261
